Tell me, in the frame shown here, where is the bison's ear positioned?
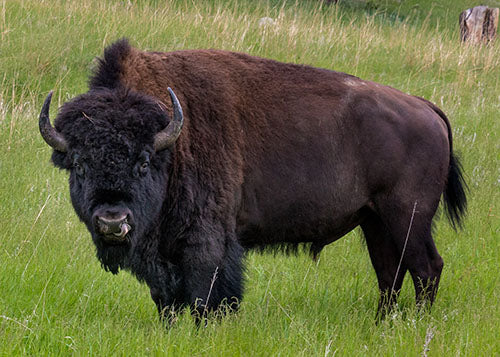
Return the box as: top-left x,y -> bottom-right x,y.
51,150 -> 71,170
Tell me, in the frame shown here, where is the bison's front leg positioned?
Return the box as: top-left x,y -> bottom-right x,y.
142,262 -> 184,324
150,286 -> 184,325
180,234 -> 244,320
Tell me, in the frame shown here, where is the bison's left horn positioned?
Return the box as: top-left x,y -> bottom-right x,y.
39,91 -> 68,152
154,87 -> 184,152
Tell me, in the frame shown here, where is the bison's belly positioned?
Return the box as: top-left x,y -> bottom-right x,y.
236,190 -> 370,249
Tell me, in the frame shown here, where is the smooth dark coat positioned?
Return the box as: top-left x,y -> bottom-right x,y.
43,39 -> 466,321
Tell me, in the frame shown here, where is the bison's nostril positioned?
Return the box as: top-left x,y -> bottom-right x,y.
113,223 -> 131,238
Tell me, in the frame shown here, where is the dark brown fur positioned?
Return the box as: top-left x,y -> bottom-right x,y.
49,39 -> 466,321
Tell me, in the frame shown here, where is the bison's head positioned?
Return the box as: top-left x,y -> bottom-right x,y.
39,88 -> 183,273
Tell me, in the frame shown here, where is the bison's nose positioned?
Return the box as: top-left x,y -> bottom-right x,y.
93,207 -> 132,243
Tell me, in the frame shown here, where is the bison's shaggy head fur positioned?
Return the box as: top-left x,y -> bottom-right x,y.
52,88 -> 173,273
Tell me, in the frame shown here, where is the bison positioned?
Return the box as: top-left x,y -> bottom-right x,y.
39,39 -> 466,322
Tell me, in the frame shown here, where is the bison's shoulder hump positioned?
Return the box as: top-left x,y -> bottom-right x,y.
89,38 -> 132,90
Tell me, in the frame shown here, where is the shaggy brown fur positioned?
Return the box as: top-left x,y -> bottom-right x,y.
43,39 -> 466,321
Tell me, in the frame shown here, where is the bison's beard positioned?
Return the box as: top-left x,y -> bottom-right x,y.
94,237 -> 131,274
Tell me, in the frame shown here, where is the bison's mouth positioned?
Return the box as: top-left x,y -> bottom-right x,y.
101,222 -> 131,243
102,238 -> 129,246
100,223 -> 131,245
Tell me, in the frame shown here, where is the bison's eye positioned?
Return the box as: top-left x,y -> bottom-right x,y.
139,161 -> 149,175
74,162 -> 85,176
136,151 -> 151,176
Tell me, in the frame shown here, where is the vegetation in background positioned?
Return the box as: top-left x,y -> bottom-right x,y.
0,0 -> 498,355
340,0 -> 500,29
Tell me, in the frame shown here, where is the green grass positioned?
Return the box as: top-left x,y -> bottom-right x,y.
1,0 -> 499,355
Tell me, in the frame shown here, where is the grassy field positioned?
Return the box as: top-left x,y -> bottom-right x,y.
1,0 -> 499,355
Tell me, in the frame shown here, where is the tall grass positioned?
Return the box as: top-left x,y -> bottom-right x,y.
1,0 -> 499,355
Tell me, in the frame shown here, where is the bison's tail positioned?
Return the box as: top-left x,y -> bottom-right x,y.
421,98 -> 468,229
418,96 -> 468,228
444,152 -> 467,229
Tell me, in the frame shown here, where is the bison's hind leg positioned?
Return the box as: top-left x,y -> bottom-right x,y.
372,197 -> 444,314
407,228 -> 444,310
361,212 -> 407,320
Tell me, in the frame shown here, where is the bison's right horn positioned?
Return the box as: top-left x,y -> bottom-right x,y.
39,91 -> 68,152
153,87 -> 184,152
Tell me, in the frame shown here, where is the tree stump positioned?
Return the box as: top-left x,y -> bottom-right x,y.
459,6 -> 499,44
